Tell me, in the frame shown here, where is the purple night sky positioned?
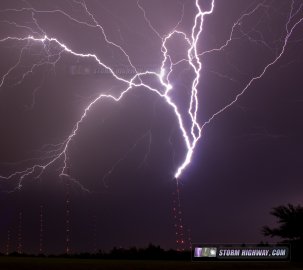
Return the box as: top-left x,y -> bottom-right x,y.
0,0 -> 303,254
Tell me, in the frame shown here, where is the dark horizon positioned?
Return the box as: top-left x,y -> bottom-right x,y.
0,0 -> 303,255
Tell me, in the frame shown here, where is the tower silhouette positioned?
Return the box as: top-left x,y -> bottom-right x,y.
17,211 -> 23,254
172,179 -> 186,251
65,181 -> 71,255
6,230 -> 10,255
39,205 -> 44,254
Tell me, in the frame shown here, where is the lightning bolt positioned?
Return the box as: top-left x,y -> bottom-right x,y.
0,0 -> 302,192
102,129 -> 153,187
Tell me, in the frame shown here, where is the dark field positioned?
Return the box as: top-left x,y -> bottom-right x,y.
0,257 -> 303,270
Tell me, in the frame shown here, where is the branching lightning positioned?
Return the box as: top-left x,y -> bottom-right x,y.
0,0 -> 302,192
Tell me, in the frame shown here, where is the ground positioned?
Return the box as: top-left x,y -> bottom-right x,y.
0,257 -> 303,270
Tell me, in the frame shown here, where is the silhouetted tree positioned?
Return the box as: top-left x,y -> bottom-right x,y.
262,204 -> 303,241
